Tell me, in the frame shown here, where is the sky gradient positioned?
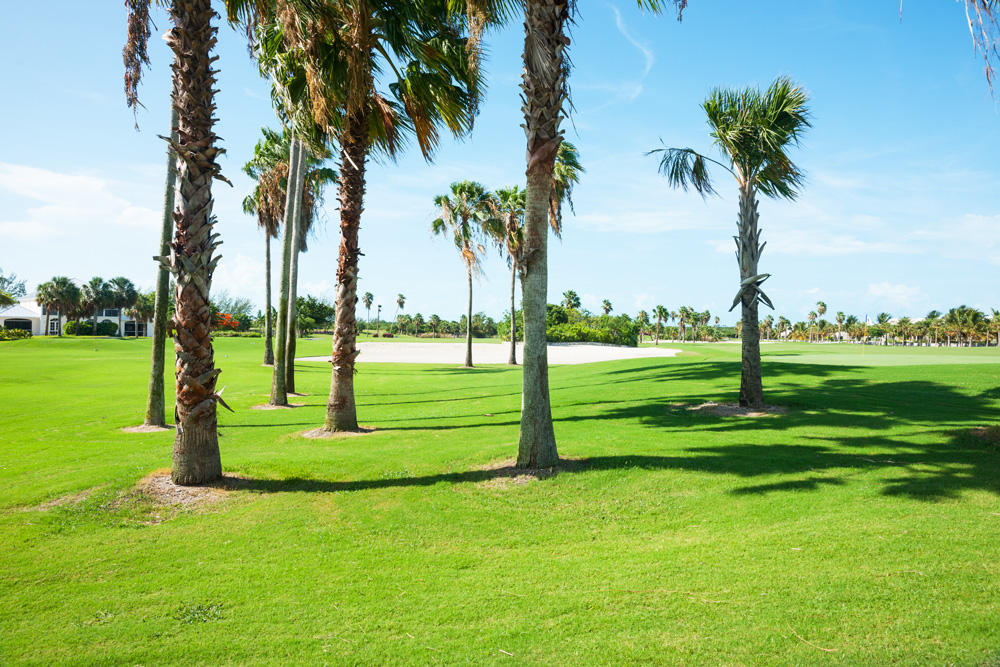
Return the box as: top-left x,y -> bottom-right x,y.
1,1 -> 997,325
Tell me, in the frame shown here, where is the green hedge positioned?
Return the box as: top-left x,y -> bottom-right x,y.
64,321 -> 118,336
0,329 -> 32,341
212,331 -> 262,338
547,318 -> 639,347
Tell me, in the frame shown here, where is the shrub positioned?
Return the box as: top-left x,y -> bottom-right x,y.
212,331 -> 262,338
0,329 -> 31,341
95,321 -> 119,337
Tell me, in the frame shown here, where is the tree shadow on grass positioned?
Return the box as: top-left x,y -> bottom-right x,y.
215,431 -> 1000,501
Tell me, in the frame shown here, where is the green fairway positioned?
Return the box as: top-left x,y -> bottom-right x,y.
2,337 -> 999,665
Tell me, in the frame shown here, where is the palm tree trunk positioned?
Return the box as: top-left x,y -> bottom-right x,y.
270,135 -> 301,406
515,0 -> 568,469
508,261 -> 517,365
57,309 -> 63,336
92,310 -> 98,337
165,0 -> 223,485
736,183 -> 765,409
263,231 -> 274,365
285,138 -> 307,394
466,264 -> 474,368
325,110 -> 368,432
143,91 -> 178,426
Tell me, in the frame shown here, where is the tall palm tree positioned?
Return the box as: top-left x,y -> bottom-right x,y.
362,292 -> 374,334
516,0 -> 683,469
243,127 -> 289,367
286,1 -> 493,433
432,181 -> 492,368
807,311 -> 817,342
548,141 -> 586,237
492,186 -> 525,365
602,300 -> 613,316
429,314 -> 441,338
124,0 -> 262,483
778,316 -> 791,339
650,76 -> 810,408
925,310 -> 942,346
836,311 -> 845,340
391,294 -> 407,336
762,314 -> 774,341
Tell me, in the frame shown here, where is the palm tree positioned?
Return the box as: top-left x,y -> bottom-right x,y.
778,316 -> 791,339
107,277 -> 138,338
836,311 -> 845,340
391,294 -> 407,335
303,1 -> 491,434
362,292 -> 374,334
124,0 -> 260,483
37,277 -> 79,337
429,314 -> 441,338
81,277 -> 110,337
242,127 -> 288,367
548,142 -> 586,237
762,314 -> 774,341
602,300 -> 613,316
492,186 -> 526,365
127,291 -> 156,337
807,311 -> 817,342
654,305 -> 668,345
636,310 -> 650,344
432,182 -> 492,367
562,290 -> 580,310
651,76 -> 811,408
925,310 -> 942,346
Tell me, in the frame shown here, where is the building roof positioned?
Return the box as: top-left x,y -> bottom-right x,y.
0,304 -> 41,318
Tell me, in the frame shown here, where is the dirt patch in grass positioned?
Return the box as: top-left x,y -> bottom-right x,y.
673,402 -> 787,418
477,457 -> 585,489
131,470 -> 232,509
121,424 -> 175,433
969,426 -> 1000,448
251,403 -> 306,410
300,426 -> 377,439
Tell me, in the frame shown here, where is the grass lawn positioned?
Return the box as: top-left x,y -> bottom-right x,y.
2,337 -> 999,665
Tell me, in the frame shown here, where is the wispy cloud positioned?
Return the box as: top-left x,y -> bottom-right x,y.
868,282 -> 922,308
609,5 -> 655,76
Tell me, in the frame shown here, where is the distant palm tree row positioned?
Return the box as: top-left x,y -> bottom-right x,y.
32,276 -> 151,337
772,303 -> 1000,346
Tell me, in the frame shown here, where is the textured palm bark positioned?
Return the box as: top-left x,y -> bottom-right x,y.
736,184 -> 765,408
516,0 -> 566,469
508,263 -> 517,365
325,111 -> 368,432
284,139 -> 307,394
465,266 -> 474,367
518,169 -> 558,468
165,0 -> 224,485
270,137 -> 300,406
144,86 -> 179,427
263,232 -> 274,365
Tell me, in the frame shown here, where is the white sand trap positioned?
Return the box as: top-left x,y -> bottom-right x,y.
298,342 -> 681,365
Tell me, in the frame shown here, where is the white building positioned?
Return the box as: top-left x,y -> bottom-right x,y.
0,294 -> 150,336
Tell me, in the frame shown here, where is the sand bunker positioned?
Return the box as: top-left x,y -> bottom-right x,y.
299,342 -> 681,365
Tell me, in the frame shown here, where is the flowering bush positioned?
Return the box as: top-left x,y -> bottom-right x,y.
213,313 -> 240,331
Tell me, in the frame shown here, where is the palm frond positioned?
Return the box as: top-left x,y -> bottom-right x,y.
647,147 -> 719,198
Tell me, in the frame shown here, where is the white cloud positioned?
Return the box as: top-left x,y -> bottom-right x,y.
0,163 -> 159,245
868,282 -> 921,308
212,253 -> 266,305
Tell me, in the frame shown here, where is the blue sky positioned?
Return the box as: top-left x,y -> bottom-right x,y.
1,1 -> 997,325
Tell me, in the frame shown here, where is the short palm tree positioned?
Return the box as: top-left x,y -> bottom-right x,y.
650,76 -> 811,408
602,300 -> 612,316
429,314 -> 441,338
432,181 -> 492,368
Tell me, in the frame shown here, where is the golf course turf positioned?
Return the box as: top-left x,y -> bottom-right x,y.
1,336 -> 999,665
